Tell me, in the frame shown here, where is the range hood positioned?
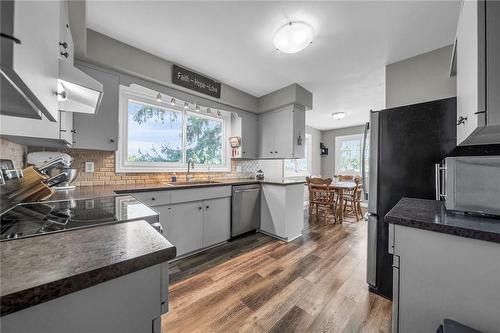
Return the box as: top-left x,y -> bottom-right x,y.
57,59 -> 103,114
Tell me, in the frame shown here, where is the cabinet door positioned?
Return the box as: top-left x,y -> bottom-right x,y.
167,201 -> 204,256
292,107 -> 306,158
273,110 -> 294,158
6,0 -> 60,121
59,111 -> 73,145
203,197 -> 230,247
258,112 -> 274,158
73,63 -> 119,151
456,0 -> 480,145
241,113 -> 258,159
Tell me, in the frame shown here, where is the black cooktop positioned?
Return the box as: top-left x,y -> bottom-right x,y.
0,196 -> 158,241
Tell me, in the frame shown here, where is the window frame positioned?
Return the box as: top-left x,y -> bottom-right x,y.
283,133 -> 312,177
335,133 -> 364,176
116,85 -> 231,173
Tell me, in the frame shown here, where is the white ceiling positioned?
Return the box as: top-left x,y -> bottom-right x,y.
87,0 -> 461,130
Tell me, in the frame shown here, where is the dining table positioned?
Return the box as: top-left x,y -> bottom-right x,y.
329,181 -> 357,223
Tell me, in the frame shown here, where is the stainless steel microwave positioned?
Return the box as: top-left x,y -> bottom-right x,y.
435,156 -> 500,216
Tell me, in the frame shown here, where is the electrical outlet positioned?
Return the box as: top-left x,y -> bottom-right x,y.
85,161 -> 94,173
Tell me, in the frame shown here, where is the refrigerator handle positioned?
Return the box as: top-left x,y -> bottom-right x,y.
435,163 -> 441,200
361,121 -> 369,200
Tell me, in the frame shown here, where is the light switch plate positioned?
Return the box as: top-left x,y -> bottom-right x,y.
85,161 -> 95,173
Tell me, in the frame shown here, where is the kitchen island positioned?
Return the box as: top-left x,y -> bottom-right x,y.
0,196 -> 176,333
385,197 -> 500,333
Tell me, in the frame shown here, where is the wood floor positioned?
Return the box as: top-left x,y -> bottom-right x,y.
162,209 -> 392,333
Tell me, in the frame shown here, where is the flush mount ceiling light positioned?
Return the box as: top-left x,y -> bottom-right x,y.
330,112 -> 346,120
273,21 -> 314,54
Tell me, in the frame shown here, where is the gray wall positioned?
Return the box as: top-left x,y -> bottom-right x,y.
386,45 -> 456,108
320,125 -> 365,178
306,126 -> 321,176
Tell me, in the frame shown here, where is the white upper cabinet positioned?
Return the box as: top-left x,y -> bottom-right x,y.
230,112 -> 258,159
455,0 -> 500,145
0,0 -> 61,121
258,104 -> 305,159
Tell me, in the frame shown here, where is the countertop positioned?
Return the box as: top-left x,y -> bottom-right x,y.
0,220 -> 176,316
385,197 -> 500,244
46,178 -> 306,202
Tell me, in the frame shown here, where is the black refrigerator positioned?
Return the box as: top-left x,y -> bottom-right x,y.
363,97 -> 457,299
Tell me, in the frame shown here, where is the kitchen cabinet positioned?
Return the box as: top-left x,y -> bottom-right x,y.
58,0 -> 74,65
231,112 -> 258,159
130,186 -> 231,258
0,0 -> 61,121
1,264 -> 167,333
391,224 -> 500,332
162,202 -> 204,257
258,104 -> 305,159
0,110 -> 73,147
203,197 -> 230,247
455,0 -> 500,145
73,62 -> 120,151
260,183 -> 304,241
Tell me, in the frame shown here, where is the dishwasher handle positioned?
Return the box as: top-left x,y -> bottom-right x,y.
233,188 -> 260,194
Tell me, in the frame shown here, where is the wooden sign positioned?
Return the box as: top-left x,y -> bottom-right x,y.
172,65 -> 221,98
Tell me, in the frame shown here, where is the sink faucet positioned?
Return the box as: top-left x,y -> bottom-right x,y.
187,158 -> 195,181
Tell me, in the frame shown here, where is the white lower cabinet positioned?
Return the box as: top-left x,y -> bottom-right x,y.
203,197 -> 230,248
139,188 -> 232,258
160,202 -> 204,257
392,224 -> 500,333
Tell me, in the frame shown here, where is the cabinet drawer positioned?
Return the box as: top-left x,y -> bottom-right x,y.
130,191 -> 171,206
170,186 -> 231,204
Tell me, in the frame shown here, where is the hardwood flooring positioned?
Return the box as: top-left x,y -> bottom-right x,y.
162,209 -> 392,333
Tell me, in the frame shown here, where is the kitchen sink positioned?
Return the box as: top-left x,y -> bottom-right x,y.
164,180 -> 222,186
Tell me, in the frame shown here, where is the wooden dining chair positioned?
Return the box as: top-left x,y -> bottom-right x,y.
343,177 -> 363,221
308,184 -> 338,225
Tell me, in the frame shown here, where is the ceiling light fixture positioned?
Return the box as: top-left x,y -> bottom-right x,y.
206,107 -> 211,114
273,21 -> 314,54
217,110 -> 222,117
195,104 -> 200,112
184,102 -> 189,109
156,93 -> 162,102
170,97 -> 176,105
330,112 -> 346,120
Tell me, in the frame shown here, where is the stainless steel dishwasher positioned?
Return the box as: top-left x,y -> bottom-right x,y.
231,184 -> 260,237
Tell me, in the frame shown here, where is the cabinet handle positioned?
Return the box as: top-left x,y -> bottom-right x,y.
242,151 -> 246,154
474,111 -> 486,115
198,206 -> 203,210
60,51 -> 69,59
70,129 -> 77,133
60,129 -> 67,132
1,33 -> 21,44
274,151 -> 278,154
457,116 -> 467,126
59,41 -> 68,49
151,197 -> 156,201
270,151 -> 273,154
206,205 -> 209,209
109,139 -> 115,143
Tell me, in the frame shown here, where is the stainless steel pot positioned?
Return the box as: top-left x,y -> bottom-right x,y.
48,168 -> 78,188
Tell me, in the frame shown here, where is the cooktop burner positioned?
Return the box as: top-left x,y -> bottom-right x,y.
0,196 -> 159,241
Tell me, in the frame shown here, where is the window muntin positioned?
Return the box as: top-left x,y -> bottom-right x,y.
335,134 -> 363,175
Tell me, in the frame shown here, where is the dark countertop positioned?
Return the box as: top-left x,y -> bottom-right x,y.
385,197 -> 500,244
0,220 -> 176,316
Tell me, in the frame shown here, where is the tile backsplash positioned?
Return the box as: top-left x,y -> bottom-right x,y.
27,148 -> 260,187
0,138 -> 26,169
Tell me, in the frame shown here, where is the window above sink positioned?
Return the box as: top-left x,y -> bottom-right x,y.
116,85 -> 231,173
